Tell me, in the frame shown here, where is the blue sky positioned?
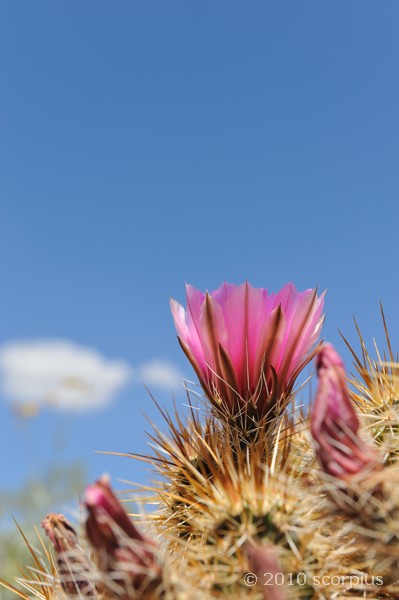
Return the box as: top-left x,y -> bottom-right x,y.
1,1 -> 398,513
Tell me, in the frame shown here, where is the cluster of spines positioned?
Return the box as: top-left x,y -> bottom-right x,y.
3,285 -> 399,600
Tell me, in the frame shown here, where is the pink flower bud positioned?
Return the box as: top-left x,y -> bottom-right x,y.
85,475 -> 162,598
311,344 -> 378,479
245,541 -> 287,600
171,282 -> 324,418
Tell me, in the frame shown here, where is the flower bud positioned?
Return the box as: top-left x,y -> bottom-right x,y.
85,475 -> 162,598
41,513 -> 97,596
245,541 -> 287,600
311,344 -> 378,478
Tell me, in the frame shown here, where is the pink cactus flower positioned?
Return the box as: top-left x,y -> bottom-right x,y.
171,282 -> 325,418
311,344 -> 378,479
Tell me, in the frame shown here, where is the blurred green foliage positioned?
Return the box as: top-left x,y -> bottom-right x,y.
0,463 -> 86,600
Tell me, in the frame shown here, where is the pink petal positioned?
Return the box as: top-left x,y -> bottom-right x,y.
214,283 -> 249,388
285,290 -> 325,380
170,297 -> 206,375
170,298 -> 189,341
198,292 -> 228,380
274,286 -> 318,378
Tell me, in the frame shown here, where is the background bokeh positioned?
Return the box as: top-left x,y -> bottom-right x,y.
1,0 -> 398,584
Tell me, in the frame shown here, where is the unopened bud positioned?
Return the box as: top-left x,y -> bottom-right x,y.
85,475 -> 162,598
42,513 -> 97,596
311,344 -> 378,479
245,541 -> 287,600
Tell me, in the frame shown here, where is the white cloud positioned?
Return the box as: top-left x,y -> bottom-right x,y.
0,339 -> 132,413
136,359 -> 184,391
0,339 -> 186,415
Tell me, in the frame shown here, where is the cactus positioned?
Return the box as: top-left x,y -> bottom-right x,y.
2,282 -> 399,599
